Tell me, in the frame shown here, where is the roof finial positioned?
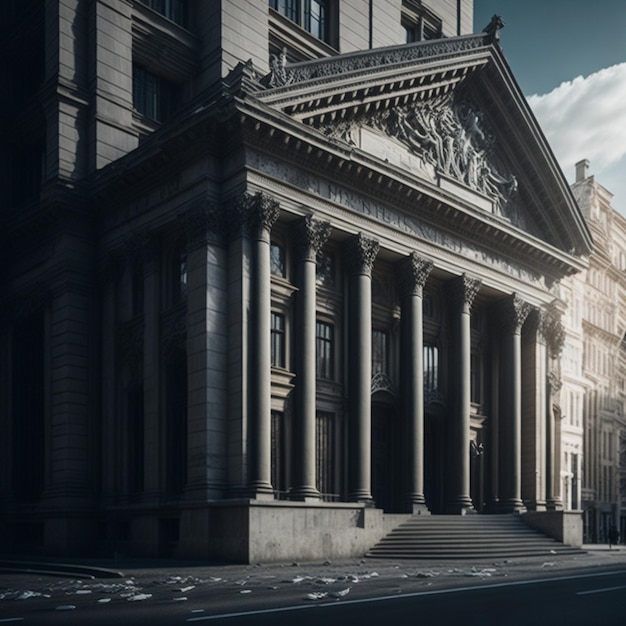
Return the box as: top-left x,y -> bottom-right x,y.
483,14 -> 505,44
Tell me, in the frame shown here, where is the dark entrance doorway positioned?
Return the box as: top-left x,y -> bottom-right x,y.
424,405 -> 445,514
371,396 -> 400,512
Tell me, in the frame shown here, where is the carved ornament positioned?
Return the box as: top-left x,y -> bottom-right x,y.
397,252 -> 433,298
448,274 -> 481,314
343,233 -> 379,276
293,215 -> 331,262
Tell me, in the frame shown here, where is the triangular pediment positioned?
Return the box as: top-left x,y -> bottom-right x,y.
251,34 -> 592,261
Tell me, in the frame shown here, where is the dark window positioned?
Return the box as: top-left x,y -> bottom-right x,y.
11,311 -> 45,503
271,312 -> 286,368
571,453 -> 579,510
316,411 -> 336,500
372,329 -> 388,375
168,244 -> 187,306
402,3 -> 442,43
269,0 -> 331,43
132,265 -> 144,316
165,349 -> 187,495
423,344 -> 439,393
271,410 -> 288,496
133,64 -> 179,123
470,352 -> 481,404
8,138 -> 46,206
139,0 -> 185,26
127,384 -> 144,493
316,321 -> 334,379
316,251 -> 335,287
270,242 -> 285,277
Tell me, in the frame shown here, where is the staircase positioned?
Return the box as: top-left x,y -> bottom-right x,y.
366,514 -> 585,560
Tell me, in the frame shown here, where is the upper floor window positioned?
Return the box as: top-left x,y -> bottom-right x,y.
133,63 -> 179,123
270,242 -> 286,278
402,1 -> 442,43
167,243 -> 187,306
316,251 -> 335,288
424,344 -> 439,393
269,0 -> 331,43
316,320 -> 334,380
139,0 -> 185,26
372,329 -> 389,375
271,312 -> 286,368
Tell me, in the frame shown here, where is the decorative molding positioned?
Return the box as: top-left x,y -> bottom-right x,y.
230,191 -> 280,239
447,274 -> 481,314
178,199 -> 225,250
397,252 -> 433,297
343,232 -> 379,276
266,35 -> 488,88
293,215 -> 331,262
543,305 -> 565,358
371,371 -> 395,395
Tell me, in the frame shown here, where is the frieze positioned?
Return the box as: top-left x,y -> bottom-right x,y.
249,154 -> 544,287
267,35 -> 487,88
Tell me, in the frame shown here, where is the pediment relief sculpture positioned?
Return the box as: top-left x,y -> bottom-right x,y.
321,95 -> 518,218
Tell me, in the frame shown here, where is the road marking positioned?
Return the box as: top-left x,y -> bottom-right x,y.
187,568 -> 626,622
577,585 -> 626,596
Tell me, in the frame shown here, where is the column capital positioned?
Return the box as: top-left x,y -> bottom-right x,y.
447,273 -> 481,314
542,306 -> 565,358
343,233 -> 379,276
293,215 -> 331,262
397,252 -> 433,297
498,293 -> 531,333
230,191 -> 280,239
178,198 -> 225,251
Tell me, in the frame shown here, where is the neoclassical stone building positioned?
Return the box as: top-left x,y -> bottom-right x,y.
0,1 -> 591,561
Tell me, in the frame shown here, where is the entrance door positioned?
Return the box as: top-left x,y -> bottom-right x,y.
371,399 -> 400,512
424,408 -> 445,513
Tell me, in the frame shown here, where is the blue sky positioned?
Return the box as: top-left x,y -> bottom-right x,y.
473,0 -> 626,214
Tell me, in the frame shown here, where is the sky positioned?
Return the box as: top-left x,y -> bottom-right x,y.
473,0 -> 626,215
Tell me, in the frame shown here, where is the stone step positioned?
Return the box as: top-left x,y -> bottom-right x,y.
366,514 -> 585,560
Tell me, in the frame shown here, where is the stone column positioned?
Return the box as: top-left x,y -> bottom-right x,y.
241,192 -> 280,498
447,274 -> 481,514
544,306 -> 565,510
397,252 -> 433,514
291,216 -> 331,501
344,233 -> 379,504
498,293 -> 531,513
520,309 -> 548,510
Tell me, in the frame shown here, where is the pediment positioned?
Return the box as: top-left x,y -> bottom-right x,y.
253,35 -> 592,260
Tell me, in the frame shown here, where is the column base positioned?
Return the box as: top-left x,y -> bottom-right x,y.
348,492 -> 376,507
546,498 -> 564,511
247,482 -> 275,501
445,497 -> 475,515
498,498 -> 526,514
289,486 -> 321,502
402,495 -> 430,515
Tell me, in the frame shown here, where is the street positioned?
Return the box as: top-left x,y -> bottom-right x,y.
2,559 -> 626,625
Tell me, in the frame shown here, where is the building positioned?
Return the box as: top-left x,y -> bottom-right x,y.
0,1 -> 592,562
565,160 -> 626,543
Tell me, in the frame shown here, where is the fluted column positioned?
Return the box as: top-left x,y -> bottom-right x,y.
544,306 -> 565,510
498,293 -> 531,512
398,253 -> 433,513
291,215 -> 331,501
447,274 -> 481,514
344,233 -> 379,503
240,192 -> 280,498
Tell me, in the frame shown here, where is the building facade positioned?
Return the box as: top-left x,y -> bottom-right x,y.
565,160 -> 626,543
0,0 -> 591,562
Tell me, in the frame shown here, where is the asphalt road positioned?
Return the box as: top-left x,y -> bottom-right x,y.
2,550 -> 626,625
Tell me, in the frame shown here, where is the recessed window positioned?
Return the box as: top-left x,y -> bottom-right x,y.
372,330 -> 389,375
423,344 -> 439,393
271,312 -> 286,368
270,242 -> 285,277
402,1 -> 442,43
316,321 -> 334,379
316,251 -> 335,287
269,0 -> 332,43
139,0 -> 185,26
133,64 -> 179,123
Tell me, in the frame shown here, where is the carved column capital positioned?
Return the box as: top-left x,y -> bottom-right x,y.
343,233 -> 379,276
397,252 -> 433,298
447,274 -> 481,314
178,199 -> 224,251
293,215 -> 331,262
497,293 -> 531,333
230,191 -> 280,239
542,306 -> 565,358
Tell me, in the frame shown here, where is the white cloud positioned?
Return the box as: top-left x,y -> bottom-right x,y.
526,63 -> 626,214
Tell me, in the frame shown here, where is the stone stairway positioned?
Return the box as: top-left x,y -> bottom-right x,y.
366,514 -> 585,560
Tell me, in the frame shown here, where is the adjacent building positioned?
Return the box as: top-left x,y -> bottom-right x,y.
564,160 -> 626,543
0,0 -> 592,562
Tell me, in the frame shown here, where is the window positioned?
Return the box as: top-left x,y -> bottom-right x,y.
271,312 -> 286,368
470,352 -> 481,404
372,330 -> 388,375
269,0 -> 331,43
127,384 -> 144,494
316,251 -> 335,287
271,411 -> 288,496
316,321 -> 334,379
402,1 -> 442,43
270,242 -> 285,277
133,64 -> 178,123
139,0 -> 185,26
316,411 -> 336,500
165,349 -> 187,495
423,344 -> 439,393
